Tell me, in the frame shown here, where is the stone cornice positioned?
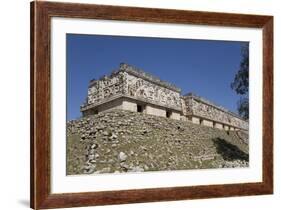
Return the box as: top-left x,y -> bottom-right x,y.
118,63 -> 181,93
88,63 -> 182,92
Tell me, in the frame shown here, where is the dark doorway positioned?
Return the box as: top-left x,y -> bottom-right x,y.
137,104 -> 143,113
166,110 -> 172,118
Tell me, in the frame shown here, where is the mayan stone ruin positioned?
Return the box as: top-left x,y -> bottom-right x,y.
66,63 -> 249,175
81,63 -> 248,131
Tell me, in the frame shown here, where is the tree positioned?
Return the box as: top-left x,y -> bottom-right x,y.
231,44 -> 249,120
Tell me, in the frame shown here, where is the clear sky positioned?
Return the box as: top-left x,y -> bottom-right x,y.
67,34 -> 248,120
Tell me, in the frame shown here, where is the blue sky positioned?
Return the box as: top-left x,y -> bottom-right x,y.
67,34 -> 248,120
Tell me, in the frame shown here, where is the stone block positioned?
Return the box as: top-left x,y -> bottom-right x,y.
98,98 -> 123,112
146,105 -> 166,118
122,100 -> 137,112
201,119 -> 213,127
214,122 -> 223,129
191,117 -> 200,124
180,115 -> 187,121
223,125 -> 229,131
170,112 -> 181,120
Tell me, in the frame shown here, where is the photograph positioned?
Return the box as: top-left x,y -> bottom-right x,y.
29,2 -> 273,208
66,34 -> 249,175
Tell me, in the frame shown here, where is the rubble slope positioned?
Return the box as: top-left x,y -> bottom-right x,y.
67,110 -> 249,175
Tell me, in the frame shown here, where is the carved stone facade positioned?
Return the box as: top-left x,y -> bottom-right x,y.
81,63 -> 248,131
182,93 -> 248,130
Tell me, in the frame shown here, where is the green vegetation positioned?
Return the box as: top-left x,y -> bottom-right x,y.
231,44 -> 249,120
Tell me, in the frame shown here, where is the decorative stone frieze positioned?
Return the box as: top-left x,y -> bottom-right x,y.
125,73 -> 182,110
183,93 -> 248,130
81,63 -> 248,131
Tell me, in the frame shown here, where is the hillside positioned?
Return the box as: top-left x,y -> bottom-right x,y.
67,110 -> 249,175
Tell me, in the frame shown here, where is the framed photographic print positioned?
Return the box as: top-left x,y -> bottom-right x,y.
30,1 -> 273,209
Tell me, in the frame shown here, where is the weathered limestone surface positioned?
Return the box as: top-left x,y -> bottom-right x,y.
67,110 -> 249,175
82,63 -> 182,112
122,99 -> 137,112
145,104 -> 166,118
170,112 -> 181,120
81,63 -> 248,131
201,119 -> 213,127
183,93 -> 248,130
214,123 -> 223,129
125,73 -> 182,110
192,116 -> 200,125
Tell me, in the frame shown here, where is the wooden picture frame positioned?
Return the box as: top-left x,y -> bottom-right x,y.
30,1 -> 273,209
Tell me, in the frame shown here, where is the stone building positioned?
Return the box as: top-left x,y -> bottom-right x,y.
182,93 -> 248,131
81,63 -> 248,131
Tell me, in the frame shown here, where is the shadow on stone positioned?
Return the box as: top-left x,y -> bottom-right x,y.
212,138 -> 249,161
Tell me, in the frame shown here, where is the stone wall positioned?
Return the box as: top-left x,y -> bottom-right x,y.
201,119 -> 213,127
122,99 -> 137,112
82,98 -> 123,116
145,104 -> 167,118
124,73 -> 182,111
119,63 -> 181,92
86,71 -> 126,105
183,94 -> 248,130
81,63 -> 182,114
170,111 -> 181,120
81,63 -> 248,131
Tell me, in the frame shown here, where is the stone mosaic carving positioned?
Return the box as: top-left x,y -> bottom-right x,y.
87,72 -> 125,105
125,73 -> 182,110
84,65 -> 182,110
184,96 -> 248,130
82,63 -> 248,130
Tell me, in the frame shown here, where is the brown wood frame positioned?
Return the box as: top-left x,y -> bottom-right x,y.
30,1 -> 273,209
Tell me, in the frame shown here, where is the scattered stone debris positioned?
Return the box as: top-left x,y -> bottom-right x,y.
67,110 -> 249,175
118,152 -> 128,162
